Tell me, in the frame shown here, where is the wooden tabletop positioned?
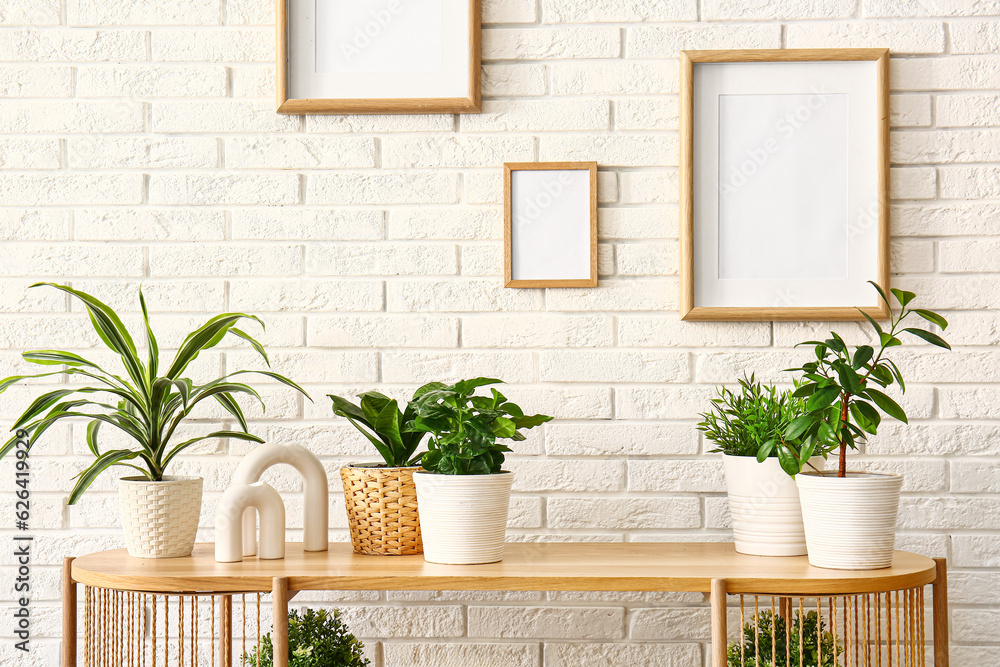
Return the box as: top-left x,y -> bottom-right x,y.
72,542 -> 937,596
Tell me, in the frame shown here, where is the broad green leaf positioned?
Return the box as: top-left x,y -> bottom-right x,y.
453,377 -> 503,396
139,287 -> 159,381
890,288 -> 916,309
86,419 -> 102,457
858,308 -> 885,335
807,386 -> 840,412
903,327 -> 951,350
512,414 -> 553,429
67,450 -> 141,505
885,359 -> 906,393
375,400 -> 405,461
756,439 -> 776,462
785,415 -> 815,441
214,393 -> 249,433
912,309 -> 948,330
229,327 -> 269,366
22,350 -> 102,369
868,280 -> 891,307
491,416 -> 516,439
865,388 -> 908,424
854,400 -> 882,431
852,346 -> 874,370
328,395 -> 368,424
834,362 -> 863,395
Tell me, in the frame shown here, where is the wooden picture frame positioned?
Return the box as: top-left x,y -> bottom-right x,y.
679,49 -> 890,321
276,0 -> 481,114
504,162 -> 598,288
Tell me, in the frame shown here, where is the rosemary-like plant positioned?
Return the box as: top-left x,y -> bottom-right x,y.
698,375 -> 805,459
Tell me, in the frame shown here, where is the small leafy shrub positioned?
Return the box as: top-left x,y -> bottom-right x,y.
328,382 -> 444,467
728,610 -> 841,667
697,374 -> 805,459
404,377 -> 552,474
244,609 -> 369,667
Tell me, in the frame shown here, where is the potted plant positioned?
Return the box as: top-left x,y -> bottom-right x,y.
0,283 -> 309,558
780,283 -> 951,570
698,375 -> 822,557
329,383 -> 443,556
244,608 -> 369,667
728,609 -> 841,666
403,377 -> 551,564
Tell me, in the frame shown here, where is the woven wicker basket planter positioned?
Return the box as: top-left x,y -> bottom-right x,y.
118,476 -> 203,559
340,464 -> 422,556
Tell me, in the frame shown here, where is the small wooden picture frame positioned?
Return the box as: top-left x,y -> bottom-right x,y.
679,48 -> 890,321
504,162 -> 598,288
276,0 -> 481,114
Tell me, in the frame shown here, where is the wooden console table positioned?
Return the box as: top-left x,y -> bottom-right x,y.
65,542 -> 948,667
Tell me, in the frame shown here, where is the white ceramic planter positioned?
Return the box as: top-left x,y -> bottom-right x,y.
119,476 -> 203,559
796,470 -> 904,570
723,455 -> 823,557
413,471 -> 513,565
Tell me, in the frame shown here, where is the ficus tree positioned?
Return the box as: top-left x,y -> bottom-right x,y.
761,282 -> 951,477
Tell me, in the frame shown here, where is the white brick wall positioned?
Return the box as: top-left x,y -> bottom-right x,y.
1,0 -> 998,665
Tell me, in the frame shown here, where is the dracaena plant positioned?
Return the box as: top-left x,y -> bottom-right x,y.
327,382 -> 445,467
770,282 -> 951,477
0,283 -> 310,504
403,377 -> 552,475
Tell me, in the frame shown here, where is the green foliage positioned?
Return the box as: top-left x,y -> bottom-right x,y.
0,283 -> 310,503
244,608 -> 369,667
781,283 -> 951,476
403,377 -> 552,475
728,610 -> 841,667
697,374 -> 806,461
328,382 -> 445,467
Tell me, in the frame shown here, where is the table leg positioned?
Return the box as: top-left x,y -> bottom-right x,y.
711,578 -> 728,667
62,557 -> 76,667
933,558 -> 949,667
220,595 -> 233,667
272,578 -> 290,667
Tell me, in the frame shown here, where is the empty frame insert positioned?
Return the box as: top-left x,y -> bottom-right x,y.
277,0 -> 481,114
504,162 -> 598,288
679,49 -> 890,321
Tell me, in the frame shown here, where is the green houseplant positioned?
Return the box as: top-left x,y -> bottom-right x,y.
328,384 -> 443,556
698,375 -> 818,557
404,377 -> 551,564
727,609 -> 841,667
780,283 -> 951,569
0,283 -> 309,558
244,608 -> 369,667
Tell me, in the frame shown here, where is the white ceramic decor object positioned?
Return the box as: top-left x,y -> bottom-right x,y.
723,455 -> 824,557
796,470 -> 904,570
215,481 -> 286,563
119,476 -> 203,559
413,471 -> 513,565
235,443 -> 329,556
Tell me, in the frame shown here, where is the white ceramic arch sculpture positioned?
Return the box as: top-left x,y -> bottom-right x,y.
215,481 -> 285,563
235,443 -> 329,557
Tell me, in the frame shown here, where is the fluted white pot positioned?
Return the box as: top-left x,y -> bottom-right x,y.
119,476 -> 203,559
796,470 -> 903,570
413,471 -> 513,565
724,455 -> 824,557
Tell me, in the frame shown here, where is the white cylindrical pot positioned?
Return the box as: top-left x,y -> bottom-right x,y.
413,471 -> 513,565
796,470 -> 904,570
119,476 -> 203,559
723,455 -> 823,557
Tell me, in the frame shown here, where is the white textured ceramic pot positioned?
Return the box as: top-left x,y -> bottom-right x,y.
796,470 -> 903,570
119,476 -> 203,559
413,471 -> 513,565
723,455 -> 823,557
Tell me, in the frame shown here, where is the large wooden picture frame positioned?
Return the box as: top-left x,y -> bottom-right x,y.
504,162 -> 598,288
276,0 -> 481,114
679,49 -> 890,321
